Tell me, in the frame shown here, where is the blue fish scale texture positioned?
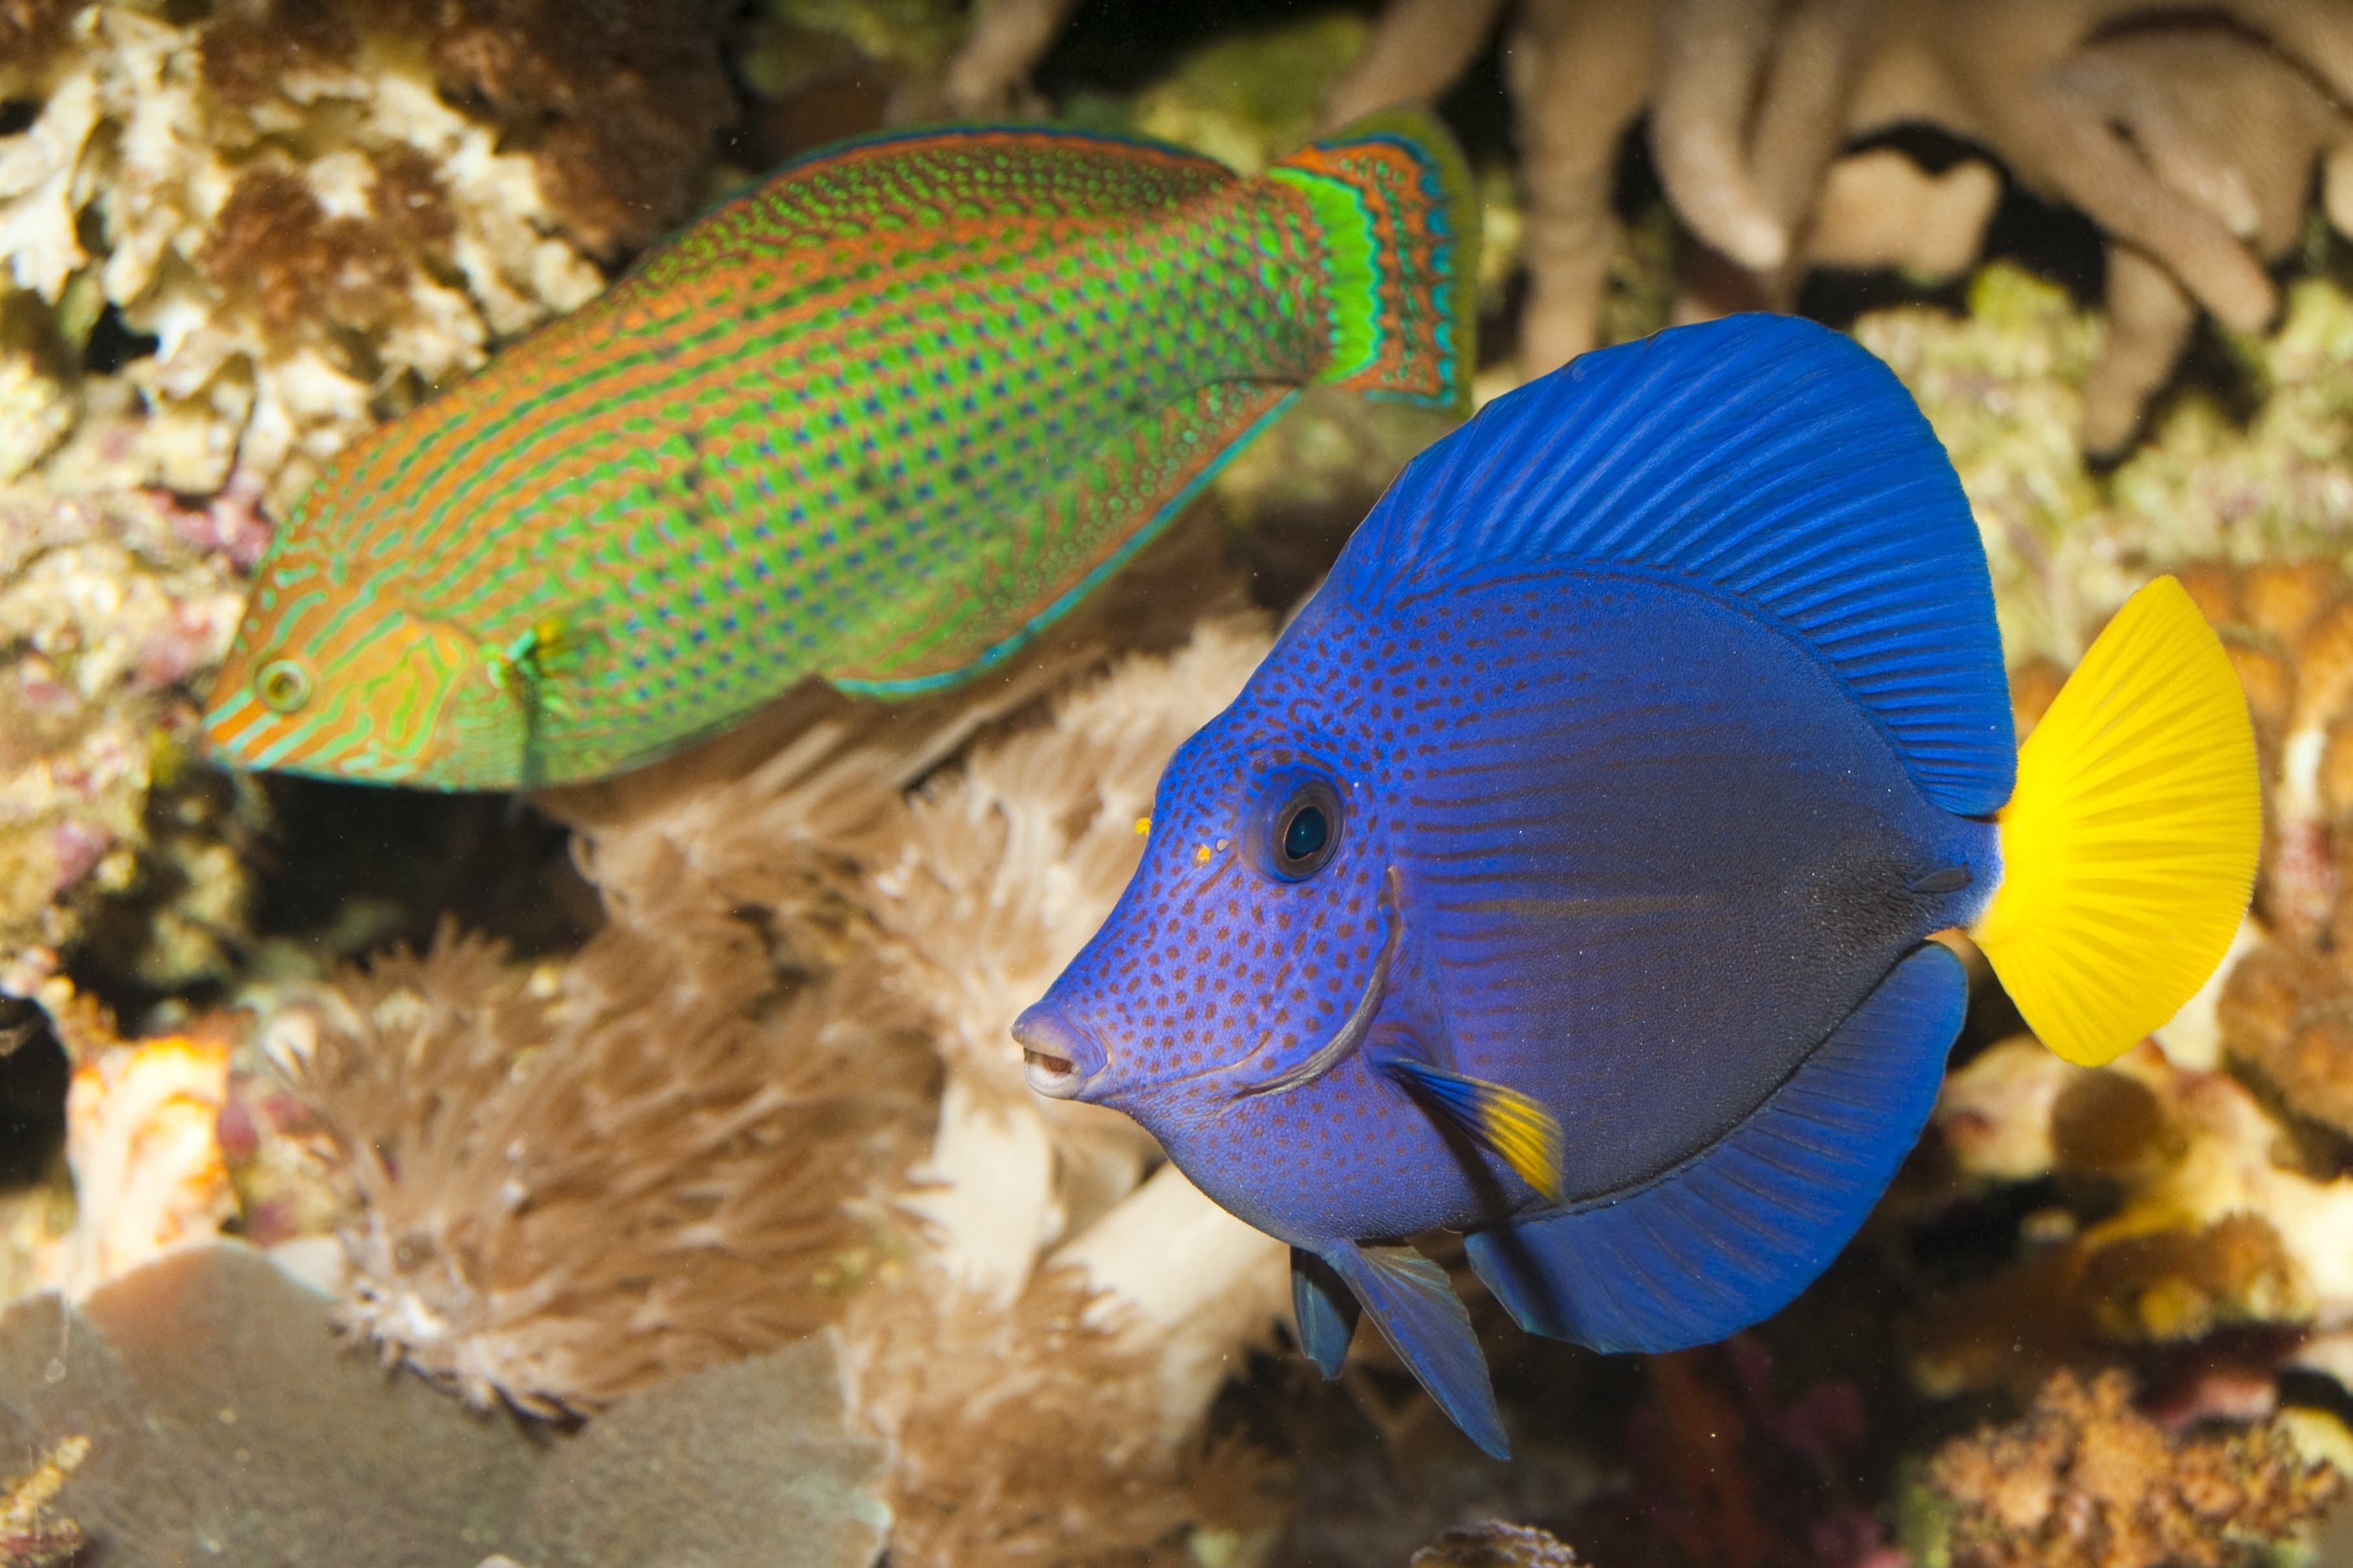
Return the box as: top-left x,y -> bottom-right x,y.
1026,316 -> 2014,1438
1048,568 -> 1992,1246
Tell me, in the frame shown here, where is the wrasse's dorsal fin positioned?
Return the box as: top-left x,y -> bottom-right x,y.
628,126 -> 1239,296
1330,315 -> 2013,816
1318,1241 -> 1507,1459
1464,942 -> 1965,1355
1380,1058 -> 1566,1206
1289,1247 -> 1361,1379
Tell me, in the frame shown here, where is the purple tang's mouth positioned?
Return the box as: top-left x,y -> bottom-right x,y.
1011,1003 -> 1099,1099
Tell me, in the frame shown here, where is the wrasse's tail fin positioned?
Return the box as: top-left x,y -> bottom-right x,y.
1974,576 -> 2261,1067
1266,109 -> 1476,415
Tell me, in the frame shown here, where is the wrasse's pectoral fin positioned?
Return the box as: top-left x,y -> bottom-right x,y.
1318,1240 -> 1507,1460
1380,1058 -> 1566,1206
1290,1246 -> 1361,1379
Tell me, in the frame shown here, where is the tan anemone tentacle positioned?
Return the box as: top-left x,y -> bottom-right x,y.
1650,0 -> 1786,270
1743,0 -> 1878,302
938,0 -> 1084,116
2055,28 -> 2351,450
1512,0 -> 1660,371
2081,244 -> 2198,460
1894,2 -> 2273,333
1319,0 -> 1512,128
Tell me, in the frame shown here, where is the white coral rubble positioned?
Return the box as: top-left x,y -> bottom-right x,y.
0,4 -> 603,506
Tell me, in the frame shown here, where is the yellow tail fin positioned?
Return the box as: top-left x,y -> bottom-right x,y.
1973,576 -> 2260,1067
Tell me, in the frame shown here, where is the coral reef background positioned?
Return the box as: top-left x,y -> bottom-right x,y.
5,2 -> 2353,1565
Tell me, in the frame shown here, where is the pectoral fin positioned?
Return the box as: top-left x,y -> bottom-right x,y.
1380,1058 -> 1566,1206
1317,1240 -> 1507,1460
1290,1246 -> 1361,1379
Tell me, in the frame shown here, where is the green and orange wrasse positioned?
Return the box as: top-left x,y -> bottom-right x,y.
202,114 -> 1476,789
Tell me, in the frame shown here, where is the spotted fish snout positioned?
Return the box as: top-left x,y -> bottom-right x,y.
1011,1002 -> 1106,1099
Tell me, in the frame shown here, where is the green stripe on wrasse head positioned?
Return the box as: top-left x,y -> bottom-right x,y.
206,599 -> 523,785
206,112 -> 1477,791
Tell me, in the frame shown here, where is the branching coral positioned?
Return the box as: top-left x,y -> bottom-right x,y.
1920,1368 -> 2340,1568
1342,1 -> 2353,453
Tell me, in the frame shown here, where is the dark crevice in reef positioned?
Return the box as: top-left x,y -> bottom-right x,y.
0,1023 -> 67,1187
1038,0 -> 1387,101
245,775 -> 602,967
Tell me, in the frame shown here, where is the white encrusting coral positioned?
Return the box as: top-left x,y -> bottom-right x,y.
0,3 -> 603,506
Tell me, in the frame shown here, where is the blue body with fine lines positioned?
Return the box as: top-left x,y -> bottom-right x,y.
1012,315 -> 2012,1458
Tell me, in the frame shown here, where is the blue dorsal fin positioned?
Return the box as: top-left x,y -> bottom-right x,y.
1290,1246 -> 1361,1379
1464,942 -> 1965,1354
1320,1240 -> 1508,1458
1332,315 -> 2014,816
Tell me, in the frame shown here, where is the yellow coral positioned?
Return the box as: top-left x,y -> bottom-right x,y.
36,1032 -> 232,1299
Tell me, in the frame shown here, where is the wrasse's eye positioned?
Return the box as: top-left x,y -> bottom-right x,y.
1265,776 -> 1343,881
255,657 -> 313,714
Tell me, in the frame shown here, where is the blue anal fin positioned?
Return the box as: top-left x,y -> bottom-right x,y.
1291,1246 -> 1361,1379
1320,1239 -> 1508,1459
1466,942 -> 1966,1355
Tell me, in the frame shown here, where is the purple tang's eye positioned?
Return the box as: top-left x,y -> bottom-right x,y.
1260,774 -> 1343,881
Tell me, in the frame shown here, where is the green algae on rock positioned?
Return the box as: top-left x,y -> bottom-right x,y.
1856,263 -> 2353,666
0,484 -> 254,998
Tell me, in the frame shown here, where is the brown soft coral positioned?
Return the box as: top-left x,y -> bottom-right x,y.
269,547 -> 1298,1555
1924,1368 -> 2339,1568
279,922 -> 935,1415
402,0 -> 739,258
848,1261 -> 1204,1568
202,164 -> 420,343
